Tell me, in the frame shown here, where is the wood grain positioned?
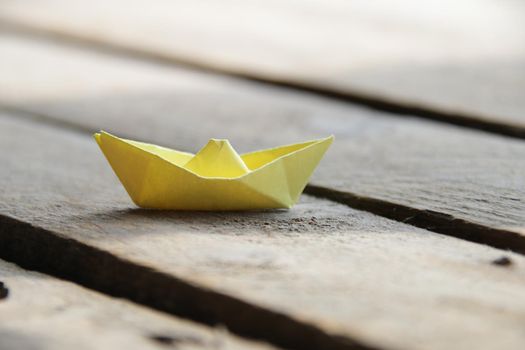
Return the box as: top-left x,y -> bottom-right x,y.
0,0 -> 524,133
0,259 -> 276,350
0,34 -> 523,239
2,111 -> 525,350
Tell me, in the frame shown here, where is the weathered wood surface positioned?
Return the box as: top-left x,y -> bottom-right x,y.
0,259 -> 275,350
1,0 -> 524,131
2,113 -> 525,350
0,34 -> 523,240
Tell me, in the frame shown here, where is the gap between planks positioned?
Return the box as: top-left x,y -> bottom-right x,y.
2,105 -> 524,256
0,19 -> 524,140
0,214 -> 376,350
0,259 -> 278,350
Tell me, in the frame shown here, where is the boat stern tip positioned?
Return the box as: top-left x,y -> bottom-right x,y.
93,132 -> 101,144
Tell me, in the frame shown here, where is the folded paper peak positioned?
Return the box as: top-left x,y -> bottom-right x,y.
94,131 -> 333,210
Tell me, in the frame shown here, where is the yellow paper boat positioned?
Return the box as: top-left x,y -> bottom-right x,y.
94,131 -> 333,210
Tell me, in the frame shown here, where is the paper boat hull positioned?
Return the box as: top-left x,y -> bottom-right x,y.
95,132 -> 333,210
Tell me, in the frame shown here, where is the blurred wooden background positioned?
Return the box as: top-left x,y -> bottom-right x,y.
0,1 -> 524,350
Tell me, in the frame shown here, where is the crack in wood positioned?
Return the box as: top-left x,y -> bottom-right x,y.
148,333 -> 207,347
0,214 -> 379,350
305,185 -> 525,255
1,19 -> 524,140
491,256 -> 513,267
0,281 -> 9,300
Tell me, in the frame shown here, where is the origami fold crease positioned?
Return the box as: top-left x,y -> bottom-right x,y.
94,131 -> 333,210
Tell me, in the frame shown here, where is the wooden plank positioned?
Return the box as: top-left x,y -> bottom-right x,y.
2,112 -> 525,350
0,0 -> 524,134
0,259 -> 276,350
0,33 -> 523,242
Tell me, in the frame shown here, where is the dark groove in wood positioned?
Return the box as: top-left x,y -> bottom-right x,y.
0,214 -> 378,350
0,105 -> 99,137
305,185 -> 525,255
1,19 -> 524,140
491,256 -> 513,267
0,281 -> 9,300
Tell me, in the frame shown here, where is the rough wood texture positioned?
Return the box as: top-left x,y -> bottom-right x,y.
0,259 -> 275,350
2,113 -> 525,350
0,0 -> 524,132
0,34 -> 523,239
